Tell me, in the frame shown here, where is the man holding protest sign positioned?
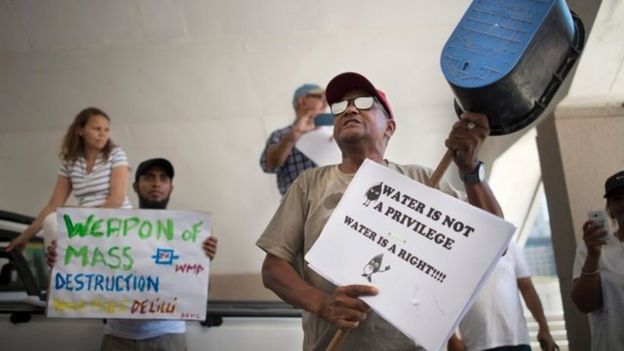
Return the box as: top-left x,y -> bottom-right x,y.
47,158 -> 218,351
257,72 -> 505,350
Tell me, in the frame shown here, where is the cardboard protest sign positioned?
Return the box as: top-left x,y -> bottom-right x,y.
47,208 -> 210,320
305,159 -> 515,351
296,126 -> 341,167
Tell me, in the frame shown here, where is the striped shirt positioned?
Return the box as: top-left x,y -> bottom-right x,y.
58,146 -> 131,209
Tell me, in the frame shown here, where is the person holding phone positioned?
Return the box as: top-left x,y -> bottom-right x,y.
571,170 -> 624,351
260,83 -> 328,195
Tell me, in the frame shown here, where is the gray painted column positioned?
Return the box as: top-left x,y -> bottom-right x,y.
536,114 -> 588,350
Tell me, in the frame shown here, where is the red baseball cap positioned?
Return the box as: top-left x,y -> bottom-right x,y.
325,72 -> 394,119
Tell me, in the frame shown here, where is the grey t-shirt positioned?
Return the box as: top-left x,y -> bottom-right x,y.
257,161 -> 466,351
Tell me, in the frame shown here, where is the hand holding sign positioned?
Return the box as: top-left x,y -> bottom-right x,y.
202,236 -> 218,260
45,240 -> 58,268
323,285 -> 379,351
319,284 -> 378,329
307,160 -> 515,351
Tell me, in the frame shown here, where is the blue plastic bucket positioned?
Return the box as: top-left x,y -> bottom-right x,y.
440,0 -> 585,135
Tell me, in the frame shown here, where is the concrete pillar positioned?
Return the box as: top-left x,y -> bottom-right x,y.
537,98 -> 624,351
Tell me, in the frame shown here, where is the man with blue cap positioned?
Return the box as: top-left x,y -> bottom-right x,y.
260,83 -> 327,195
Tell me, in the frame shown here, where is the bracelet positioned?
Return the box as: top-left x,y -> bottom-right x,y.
581,269 -> 600,276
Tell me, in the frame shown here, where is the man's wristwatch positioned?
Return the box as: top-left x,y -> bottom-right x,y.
460,161 -> 485,184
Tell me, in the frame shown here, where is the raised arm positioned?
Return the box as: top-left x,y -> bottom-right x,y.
6,175 -> 72,251
445,112 -> 503,217
571,220 -> 606,313
262,253 -> 377,329
264,130 -> 303,171
263,113 -> 316,171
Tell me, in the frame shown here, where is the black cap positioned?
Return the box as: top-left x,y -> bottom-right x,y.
604,170 -> 624,198
135,158 -> 174,183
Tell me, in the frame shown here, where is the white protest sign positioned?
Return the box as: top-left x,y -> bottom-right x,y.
296,126 -> 341,166
47,208 -> 210,320
305,159 -> 515,351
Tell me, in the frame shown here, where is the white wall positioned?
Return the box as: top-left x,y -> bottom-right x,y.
0,0 -> 474,278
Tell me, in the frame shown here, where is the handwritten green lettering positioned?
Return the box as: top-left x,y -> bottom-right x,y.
107,246 -> 121,269
182,220 -> 204,242
106,218 -> 122,237
64,214 -> 95,238
138,221 -> 153,239
122,246 -> 134,270
91,247 -> 107,267
91,218 -> 104,237
65,245 -> 89,266
63,245 -> 134,270
123,217 -> 141,235
157,219 -> 174,241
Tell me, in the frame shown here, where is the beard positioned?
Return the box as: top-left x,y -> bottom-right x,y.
138,196 -> 170,210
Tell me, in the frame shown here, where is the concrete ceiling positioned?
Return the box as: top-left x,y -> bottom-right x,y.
0,0 -> 470,51
1,1 -> 620,124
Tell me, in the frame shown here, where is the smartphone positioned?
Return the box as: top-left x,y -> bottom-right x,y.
314,113 -> 335,127
587,210 -> 607,230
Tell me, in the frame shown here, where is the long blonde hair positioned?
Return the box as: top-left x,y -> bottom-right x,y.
60,107 -> 116,163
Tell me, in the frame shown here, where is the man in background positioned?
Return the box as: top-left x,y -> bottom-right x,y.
260,83 -> 327,195
48,158 -> 218,351
448,241 -> 558,351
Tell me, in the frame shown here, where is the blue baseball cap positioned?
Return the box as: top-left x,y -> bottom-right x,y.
292,83 -> 324,106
